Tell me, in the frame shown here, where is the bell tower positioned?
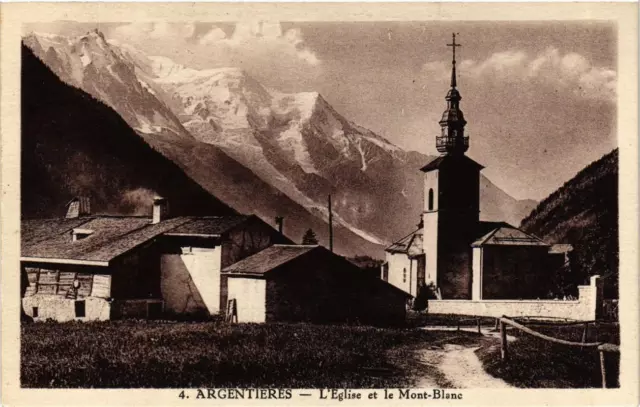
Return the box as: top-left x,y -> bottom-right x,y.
437,33 -> 468,155
421,33 -> 483,299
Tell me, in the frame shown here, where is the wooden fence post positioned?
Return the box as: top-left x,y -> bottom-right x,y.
500,319 -> 508,361
494,318 -> 499,330
599,350 -> 607,388
477,317 -> 481,334
581,322 -> 588,345
457,318 -> 460,332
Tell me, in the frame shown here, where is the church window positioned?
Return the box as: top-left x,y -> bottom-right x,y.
428,189 -> 434,211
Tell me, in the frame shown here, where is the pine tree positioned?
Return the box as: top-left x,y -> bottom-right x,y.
302,228 -> 319,245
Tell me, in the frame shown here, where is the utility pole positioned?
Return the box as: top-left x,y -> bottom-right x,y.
328,194 -> 333,252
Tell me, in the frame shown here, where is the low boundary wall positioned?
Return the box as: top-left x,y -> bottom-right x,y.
429,275 -> 603,321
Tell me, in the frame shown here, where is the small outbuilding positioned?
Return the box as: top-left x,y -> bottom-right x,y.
223,245 -> 411,326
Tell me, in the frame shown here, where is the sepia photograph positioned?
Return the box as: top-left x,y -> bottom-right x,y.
1,2 -> 638,405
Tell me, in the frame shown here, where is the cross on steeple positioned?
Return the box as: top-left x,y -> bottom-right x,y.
436,32 -> 467,155
447,33 -> 461,63
446,33 -> 461,88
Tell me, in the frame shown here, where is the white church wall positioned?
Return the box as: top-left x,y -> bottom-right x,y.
385,252 -> 413,294
471,247 -> 482,300
423,170 -> 439,287
428,275 -> 602,321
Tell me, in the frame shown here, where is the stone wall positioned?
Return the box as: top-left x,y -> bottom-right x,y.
23,295 -> 111,322
428,275 -> 602,321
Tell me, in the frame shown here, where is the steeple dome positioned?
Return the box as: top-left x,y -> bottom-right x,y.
436,33 -> 469,155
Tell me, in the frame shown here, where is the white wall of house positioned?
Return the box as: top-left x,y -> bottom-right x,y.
22,295 -> 110,322
161,246 -> 222,315
227,277 -> 266,323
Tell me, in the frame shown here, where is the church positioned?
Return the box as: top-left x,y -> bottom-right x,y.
382,34 -> 569,302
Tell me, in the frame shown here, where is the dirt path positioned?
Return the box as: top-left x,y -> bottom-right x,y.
437,344 -> 511,388
402,327 -> 516,389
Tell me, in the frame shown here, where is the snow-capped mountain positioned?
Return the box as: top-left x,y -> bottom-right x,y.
23,30 -> 536,252
23,30 -> 190,140
132,57 -> 427,244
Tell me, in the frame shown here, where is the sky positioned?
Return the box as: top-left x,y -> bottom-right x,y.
25,21 -> 617,201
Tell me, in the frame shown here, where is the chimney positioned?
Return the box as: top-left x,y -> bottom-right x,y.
275,216 -> 284,234
152,197 -> 168,224
66,197 -> 91,219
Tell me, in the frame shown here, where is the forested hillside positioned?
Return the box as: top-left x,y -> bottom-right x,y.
21,44 -> 235,218
521,149 -> 618,297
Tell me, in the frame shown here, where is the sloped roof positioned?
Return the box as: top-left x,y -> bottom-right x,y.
223,244 -> 413,298
222,244 -> 317,275
549,244 -> 574,254
386,228 -> 423,256
472,222 -> 549,247
21,216 -> 191,263
420,154 -> 484,172
21,215 -> 259,264
21,218 -> 92,248
166,215 -> 250,236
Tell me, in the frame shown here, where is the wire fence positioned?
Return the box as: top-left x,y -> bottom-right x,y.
498,315 -> 619,388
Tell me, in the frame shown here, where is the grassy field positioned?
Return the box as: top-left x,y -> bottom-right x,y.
477,323 -> 620,388
21,320 -> 478,388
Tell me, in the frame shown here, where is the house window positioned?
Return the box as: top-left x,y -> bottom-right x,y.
32,307 -> 39,318
75,300 -> 86,318
403,268 -> 407,283
428,189 -> 434,211
72,228 -> 94,242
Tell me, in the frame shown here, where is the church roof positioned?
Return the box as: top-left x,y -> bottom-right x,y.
549,244 -> 574,254
386,228 -> 423,256
472,222 -> 549,247
420,154 -> 484,172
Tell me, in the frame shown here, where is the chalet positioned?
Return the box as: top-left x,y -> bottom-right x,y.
383,34 -> 572,303
21,197 -> 289,321
22,197 -> 409,324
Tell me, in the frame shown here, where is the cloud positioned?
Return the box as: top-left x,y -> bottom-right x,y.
108,21 -> 320,86
424,47 -> 616,103
113,23 -> 196,40
198,22 -> 319,66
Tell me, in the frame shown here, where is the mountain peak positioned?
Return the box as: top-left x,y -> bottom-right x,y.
86,28 -> 106,39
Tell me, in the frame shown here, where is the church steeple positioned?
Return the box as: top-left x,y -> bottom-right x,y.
436,33 -> 468,155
